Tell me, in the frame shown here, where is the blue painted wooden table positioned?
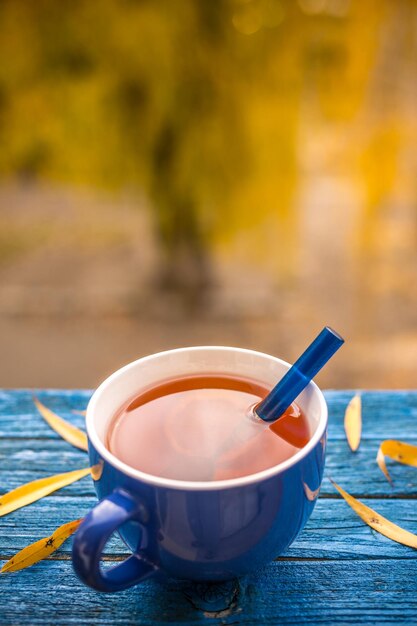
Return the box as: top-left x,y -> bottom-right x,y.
1,390 -> 417,625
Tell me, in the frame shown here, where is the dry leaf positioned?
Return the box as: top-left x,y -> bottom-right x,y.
344,394 -> 362,451
33,397 -> 88,451
1,518 -> 82,573
331,479 -> 417,549
0,467 -> 91,517
377,439 -> 417,484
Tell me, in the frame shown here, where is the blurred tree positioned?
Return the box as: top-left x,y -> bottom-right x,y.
0,0 -> 248,299
111,1 -> 248,295
0,0 -> 415,301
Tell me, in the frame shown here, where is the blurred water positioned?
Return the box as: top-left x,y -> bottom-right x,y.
0,178 -> 415,389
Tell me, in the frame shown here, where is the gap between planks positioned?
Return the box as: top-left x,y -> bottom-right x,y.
1,492 -> 413,500
1,554 -> 416,564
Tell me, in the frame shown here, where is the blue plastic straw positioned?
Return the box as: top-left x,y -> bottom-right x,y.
256,326 -> 344,422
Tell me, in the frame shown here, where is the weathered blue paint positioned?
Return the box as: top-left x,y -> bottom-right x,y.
1,496 -> 417,560
0,390 -> 417,623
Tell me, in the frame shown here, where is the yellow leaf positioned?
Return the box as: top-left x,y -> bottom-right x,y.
376,439 -> 417,484
331,479 -> 417,549
1,518 -> 82,573
0,467 -> 91,517
344,394 -> 362,451
72,409 -> 86,416
33,397 -> 88,451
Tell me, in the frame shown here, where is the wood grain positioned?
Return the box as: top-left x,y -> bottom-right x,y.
1,436 -> 417,497
1,559 -> 417,625
0,390 -> 416,625
1,497 -> 417,560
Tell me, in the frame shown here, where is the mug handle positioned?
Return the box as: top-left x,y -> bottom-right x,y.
72,488 -> 158,592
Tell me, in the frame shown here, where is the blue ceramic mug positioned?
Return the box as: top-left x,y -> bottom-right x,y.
72,346 -> 327,592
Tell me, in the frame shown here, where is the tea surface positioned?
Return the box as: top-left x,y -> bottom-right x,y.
107,374 -> 311,481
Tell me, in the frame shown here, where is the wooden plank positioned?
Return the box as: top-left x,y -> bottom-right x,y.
1,390 -> 417,440
1,497 -> 417,561
1,437 -> 416,497
1,390 -> 416,625
0,390 -> 89,438
325,439 -> 417,496
325,390 -> 417,440
1,558 -> 417,625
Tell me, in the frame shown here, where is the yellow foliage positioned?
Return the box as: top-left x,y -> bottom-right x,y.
1,519 -> 82,573
344,395 -> 362,452
0,468 -> 91,517
0,0 -> 413,277
332,480 -> 417,550
377,440 -> 417,483
33,397 -> 88,452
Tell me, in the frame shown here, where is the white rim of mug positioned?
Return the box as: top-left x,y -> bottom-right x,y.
86,346 -> 328,491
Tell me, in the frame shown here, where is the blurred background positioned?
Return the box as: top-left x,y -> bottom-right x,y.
0,0 -> 416,390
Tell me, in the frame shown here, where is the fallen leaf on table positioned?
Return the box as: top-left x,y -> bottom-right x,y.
377,439 -> 417,484
344,394 -> 362,452
331,479 -> 417,549
0,467 -> 91,517
33,397 -> 88,451
1,518 -> 82,573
